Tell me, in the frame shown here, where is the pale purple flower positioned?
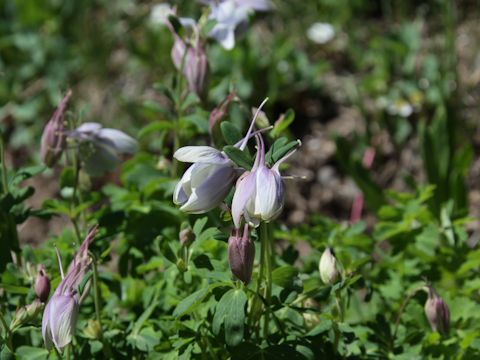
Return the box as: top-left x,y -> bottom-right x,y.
42,226 -> 98,351
173,99 -> 269,214
173,146 -> 238,213
69,122 -> 138,176
205,0 -> 271,50
228,224 -> 255,284
40,90 -> 72,167
425,285 -> 450,336
231,133 -> 298,228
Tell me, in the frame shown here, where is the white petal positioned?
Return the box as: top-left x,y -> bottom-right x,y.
49,295 -> 79,351
210,26 -> 236,50
174,146 -> 226,164
173,165 -> 195,205
254,166 -> 284,221
83,144 -> 120,176
97,128 -> 138,154
75,122 -> 102,134
180,164 -> 236,213
42,300 -> 54,350
231,172 -> 257,228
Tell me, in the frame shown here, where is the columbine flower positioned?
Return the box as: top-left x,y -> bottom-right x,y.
173,146 -> 238,213
228,224 -> 255,284
319,247 -> 340,285
42,226 -> 98,352
424,285 -> 450,336
174,99 -> 269,214
69,122 -> 138,176
306,22 -> 335,44
171,35 -> 209,96
35,265 -> 51,303
231,133 -> 298,228
40,90 -> 72,167
205,0 -> 270,50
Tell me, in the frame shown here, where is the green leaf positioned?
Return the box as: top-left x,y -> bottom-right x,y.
223,146 -> 253,170
15,347 -> 49,360
173,287 -> 210,317
221,122 -> 242,145
0,283 -> 29,294
127,327 -> 160,352
272,266 -> 298,288
212,289 -> 247,347
271,109 -> 295,137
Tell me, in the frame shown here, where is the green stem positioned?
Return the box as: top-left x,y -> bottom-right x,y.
53,346 -> 62,359
260,222 -> 273,339
90,252 -> 113,358
171,45 -> 188,178
0,136 -> 8,194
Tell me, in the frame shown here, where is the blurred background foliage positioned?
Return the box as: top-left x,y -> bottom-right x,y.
1,0 -> 480,359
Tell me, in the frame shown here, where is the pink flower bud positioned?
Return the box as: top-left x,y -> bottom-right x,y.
35,266 -> 51,302
425,285 -> 450,336
40,90 -> 71,167
228,224 -> 255,284
171,36 -> 209,97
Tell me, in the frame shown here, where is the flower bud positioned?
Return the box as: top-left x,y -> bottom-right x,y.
40,90 -> 71,167
228,224 -> 255,284
179,228 -> 195,247
10,300 -> 43,330
319,247 -> 340,285
425,285 -> 450,336
35,266 -> 51,302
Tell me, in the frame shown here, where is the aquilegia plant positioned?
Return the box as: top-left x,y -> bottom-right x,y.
42,226 -> 98,352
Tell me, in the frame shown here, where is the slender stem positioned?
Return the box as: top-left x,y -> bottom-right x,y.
335,292 -> 344,322
54,346 -> 62,359
66,343 -> 71,360
0,136 -> 8,194
90,253 -> 103,334
260,222 -> 273,339
171,44 -> 188,178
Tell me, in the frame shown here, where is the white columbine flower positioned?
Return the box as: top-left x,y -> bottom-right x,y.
307,22 -> 335,44
231,133 -> 298,228
173,146 -> 239,213
70,122 -> 138,176
319,247 -> 340,285
205,0 -> 271,50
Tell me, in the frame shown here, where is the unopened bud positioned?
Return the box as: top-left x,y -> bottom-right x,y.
171,36 -> 209,97
10,300 -> 43,330
40,90 -> 71,167
425,285 -> 450,336
176,258 -> 187,272
179,228 -> 195,247
228,225 -> 255,284
319,247 -> 340,285
35,266 -> 51,302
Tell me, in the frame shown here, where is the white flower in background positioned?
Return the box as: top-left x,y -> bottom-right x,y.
150,3 -> 174,25
386,99 -> 413,118
70,122 -> 138,176
307,22 -> 335,44
205,0 -> 271,50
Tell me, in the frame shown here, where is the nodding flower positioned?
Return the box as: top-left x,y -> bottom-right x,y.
69,122 -> 138,176
424,284 -> 450,336
40,90 -> 72,167
231,132 -> 299,229
173,99 -> 270,214
228,224 -> 255,284
42,226 -> 98,352
203,0 -> 271,50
